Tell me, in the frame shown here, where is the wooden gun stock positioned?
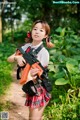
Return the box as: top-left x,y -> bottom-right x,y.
19,64 -> 31,84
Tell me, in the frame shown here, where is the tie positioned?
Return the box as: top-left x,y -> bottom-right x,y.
25,46 -> 34,53
25,46 -> 31,53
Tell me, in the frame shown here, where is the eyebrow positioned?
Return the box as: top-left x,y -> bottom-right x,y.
34,26 -> 44,30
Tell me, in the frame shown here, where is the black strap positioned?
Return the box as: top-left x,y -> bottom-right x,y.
17,65 -> 25,79
33,44 -> 44,54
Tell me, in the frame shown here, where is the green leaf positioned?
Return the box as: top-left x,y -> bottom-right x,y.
48,65 -> 55,72
53,72 -> 65,79
73,55 -> 80,61
78,89 -> 80,97
58,55 -> 66,63
0,53 -> 3,57
55,27 -> 62,33
55,78 -> 69,85
60,28 -> 66,37
66,59 -> 78,73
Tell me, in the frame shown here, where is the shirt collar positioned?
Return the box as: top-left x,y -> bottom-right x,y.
31,42 -> 43,49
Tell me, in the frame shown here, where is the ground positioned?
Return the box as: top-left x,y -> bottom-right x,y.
1,66 -> 29,120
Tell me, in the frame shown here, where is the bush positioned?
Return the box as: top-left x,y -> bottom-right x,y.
0,40 -> 16,96
44,27 -> 80,119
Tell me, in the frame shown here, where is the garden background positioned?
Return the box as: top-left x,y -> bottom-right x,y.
0,0 -> 80,119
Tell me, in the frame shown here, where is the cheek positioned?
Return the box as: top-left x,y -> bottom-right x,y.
42,33 -> 46,38
41,31 -> 46,37
31,30 -> 34,35
31,31 -> 34,37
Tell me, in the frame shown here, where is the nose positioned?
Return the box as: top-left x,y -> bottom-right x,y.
35,29 -> 39,34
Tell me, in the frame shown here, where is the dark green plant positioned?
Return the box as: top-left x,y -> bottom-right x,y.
49,27 -> 80,88
44,27 -> 80,119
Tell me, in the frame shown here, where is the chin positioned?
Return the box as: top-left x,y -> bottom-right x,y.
34,39 -> 41,42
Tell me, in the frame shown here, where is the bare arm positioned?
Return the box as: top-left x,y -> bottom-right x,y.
7,53 -> 26,66
7,53 -> 16,62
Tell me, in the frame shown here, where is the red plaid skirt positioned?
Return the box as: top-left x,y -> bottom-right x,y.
25,84 -> 51,108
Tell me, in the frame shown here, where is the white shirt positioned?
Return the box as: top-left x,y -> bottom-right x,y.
22,42 -> 49,67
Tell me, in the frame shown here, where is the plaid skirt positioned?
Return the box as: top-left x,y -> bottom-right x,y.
25,84 -> 51,109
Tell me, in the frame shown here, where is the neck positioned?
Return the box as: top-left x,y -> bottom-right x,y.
32,41 -> 42,46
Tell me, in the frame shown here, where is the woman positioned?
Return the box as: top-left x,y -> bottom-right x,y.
7,20 -> 54,120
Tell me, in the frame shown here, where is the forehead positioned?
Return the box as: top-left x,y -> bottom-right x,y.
33,23 -> 45,29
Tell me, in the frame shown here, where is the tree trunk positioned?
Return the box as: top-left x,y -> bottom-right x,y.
0,16 -> 2,43
77,4 -> 80,21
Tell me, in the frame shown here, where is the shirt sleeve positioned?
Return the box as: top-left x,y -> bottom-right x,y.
21,43 -> 31,51
37,48 -> 49,67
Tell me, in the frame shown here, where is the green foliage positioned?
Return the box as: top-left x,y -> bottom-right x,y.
45,27 -> 80,119
4,30 -> 26,44
19,1 -> 80,32
0,62 -> 12,94
49,27 -> 80,88
44,92 -> 80,120
13,30 -> 26,43
4,20 -> 32,44
0,40 -> 16,96
2,0 -> 80,38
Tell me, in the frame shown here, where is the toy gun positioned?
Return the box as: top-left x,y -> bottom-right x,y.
16,47 -> 52,92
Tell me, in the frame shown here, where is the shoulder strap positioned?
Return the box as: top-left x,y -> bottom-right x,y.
33,44 -> 44,55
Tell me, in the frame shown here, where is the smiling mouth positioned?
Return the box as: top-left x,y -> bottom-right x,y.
34,35 -> 39,38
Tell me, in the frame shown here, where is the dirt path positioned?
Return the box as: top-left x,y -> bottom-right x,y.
3,67 -> 29,120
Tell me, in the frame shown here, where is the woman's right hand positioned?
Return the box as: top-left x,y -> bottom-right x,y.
14,55 -> 26,67
29,68 -> 39,80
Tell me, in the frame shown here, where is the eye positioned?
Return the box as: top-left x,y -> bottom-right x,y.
40,29 -> 44,32
33,28 -> 37,30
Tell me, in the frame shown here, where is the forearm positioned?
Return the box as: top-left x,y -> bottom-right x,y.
7,53 -> 16,63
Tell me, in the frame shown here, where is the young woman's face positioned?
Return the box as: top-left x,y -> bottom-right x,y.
32,23 -> 47,42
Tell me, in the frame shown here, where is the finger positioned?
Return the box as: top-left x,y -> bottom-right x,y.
22,60 -> 26,65
32,75 -> 37,80
31,68 -> 39,71
32,69 -> 39,73
32,71 -> 39,76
